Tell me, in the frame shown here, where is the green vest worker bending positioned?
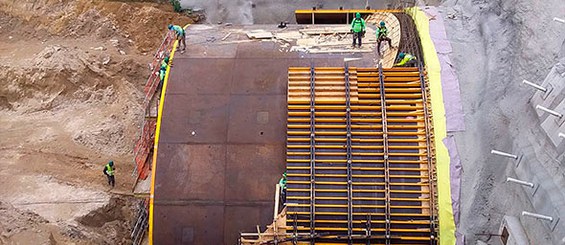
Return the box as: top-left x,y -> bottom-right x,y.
394,52 -> 417,67
103,161 -> 115,188
168,24 -> 186,51
350,12 -> 366,48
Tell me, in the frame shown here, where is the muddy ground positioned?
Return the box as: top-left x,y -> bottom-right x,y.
0,0 -> 194,244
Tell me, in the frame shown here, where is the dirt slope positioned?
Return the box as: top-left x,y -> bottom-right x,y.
0,0 -> 194,244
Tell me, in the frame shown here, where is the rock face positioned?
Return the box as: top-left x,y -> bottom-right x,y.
179,0 -> 401,24
440,0 -> 565,243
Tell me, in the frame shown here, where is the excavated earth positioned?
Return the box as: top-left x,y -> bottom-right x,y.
0,0 -> 193,243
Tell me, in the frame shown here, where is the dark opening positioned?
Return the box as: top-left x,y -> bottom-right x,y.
500,227 -> 509,245
295,12 -> 373,24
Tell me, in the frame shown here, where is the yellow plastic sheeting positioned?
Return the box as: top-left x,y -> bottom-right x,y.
148,24 -> 190,245
406,7 -> 456,245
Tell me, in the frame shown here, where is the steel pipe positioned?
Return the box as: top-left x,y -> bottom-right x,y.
491,149 -> 518,159
536,105 -> 563,118
522,211 -> 553,222
506,177 -> 534,188
554,17 -> 565,24
522,80 -> 547,92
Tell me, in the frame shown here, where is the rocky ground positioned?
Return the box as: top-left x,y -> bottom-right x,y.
0,0 -> 194,243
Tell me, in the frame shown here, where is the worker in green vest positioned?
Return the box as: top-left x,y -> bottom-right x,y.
168,24 -> 186,51
394,52 -> 417,67
103,161 -> 115,188
350,12 -> 366,48
377,21 -> 393,54
161,56 -> 170,70
159,66 -> 166,85
278,172 -> 287,204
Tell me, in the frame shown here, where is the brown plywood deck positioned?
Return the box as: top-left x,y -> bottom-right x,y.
152,25 -> 380,244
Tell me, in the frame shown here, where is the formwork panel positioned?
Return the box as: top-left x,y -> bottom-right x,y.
154,143 -> 226,201
159,94 -> 229,144
284,66 -> 437,244
227,95 -> 287,144
166,58 -> 235,95
230,58 -> 291,95
225,143 -> 285,201
153,204 -> 225,245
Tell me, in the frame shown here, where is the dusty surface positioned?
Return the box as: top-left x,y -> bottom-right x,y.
441,0 -> 565,243
0,0 -> 193,244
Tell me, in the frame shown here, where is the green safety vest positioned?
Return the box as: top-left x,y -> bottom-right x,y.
278,177 -> 287,189
159,69 -> 166,82
377,26 -> 388,38
351,18 -> 366,33
106,164 -> 114,176
161,59 -> 168,70
395,54 -> 416,66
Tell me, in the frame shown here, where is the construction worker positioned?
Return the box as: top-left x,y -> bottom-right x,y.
278,172 -> 287,204
159,66 -> 167,86
154,56 -> 169,90
350,12 -> 366,48
394,52 -> 417,67
103,161 -> 115,188
160,56 -> 170,70
168,24 -> 186,51
377,21 -> 393,54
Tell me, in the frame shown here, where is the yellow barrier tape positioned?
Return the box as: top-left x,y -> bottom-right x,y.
406,7 -> 456,245
148,24 -> 190,245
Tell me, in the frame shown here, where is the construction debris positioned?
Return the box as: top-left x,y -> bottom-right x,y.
221,32 -> 232,41
246,30 -> 274,39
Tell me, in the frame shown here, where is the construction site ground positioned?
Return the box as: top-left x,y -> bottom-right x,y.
0,0 -> 194,244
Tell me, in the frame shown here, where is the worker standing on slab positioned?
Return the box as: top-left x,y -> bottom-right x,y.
103,161 -> 115,188
168,24 -> 186,51
376,21 -> 393,54
350,12 -> 366,48
278,172 -> 287,204
394,52 -> 417,67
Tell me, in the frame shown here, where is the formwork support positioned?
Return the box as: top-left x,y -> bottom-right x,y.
378,63 -> 392,245
309,65 -> 317,242
344,62 -> 354,243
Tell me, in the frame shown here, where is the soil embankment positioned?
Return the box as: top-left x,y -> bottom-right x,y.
0,0 -> 193,243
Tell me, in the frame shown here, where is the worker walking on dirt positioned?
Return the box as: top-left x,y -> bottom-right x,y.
278,172 -> 287,204
103,161 -> 115,188
168,24 -> 186,51
350,12 -> 366,48
394,52 -> 417,67
377,21 -> 394,54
